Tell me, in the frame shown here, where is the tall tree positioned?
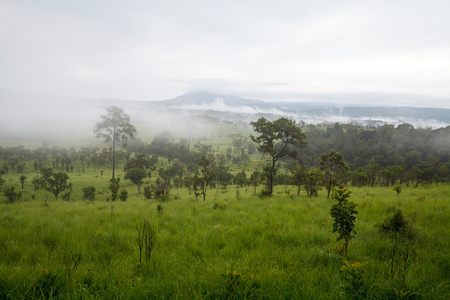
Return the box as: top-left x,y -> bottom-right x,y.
94,106 -> 137,179
250,117 -> 307,196
318,149 -> 349,199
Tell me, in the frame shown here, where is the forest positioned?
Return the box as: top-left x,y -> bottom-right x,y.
0,106 -> 449,299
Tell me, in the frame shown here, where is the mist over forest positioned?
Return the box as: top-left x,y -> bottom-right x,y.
1,89 -> 450,143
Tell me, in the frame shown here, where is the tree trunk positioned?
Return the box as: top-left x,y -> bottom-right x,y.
112,127 -> 116,180
269,159 -> 276,196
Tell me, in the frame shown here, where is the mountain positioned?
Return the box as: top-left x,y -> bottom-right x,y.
1,89 -> 449,142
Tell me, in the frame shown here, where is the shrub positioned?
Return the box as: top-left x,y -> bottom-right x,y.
3,185 -> 22,203
60,191 -> 71,201
156,204 -> 163,214
393,183 -> 402,195
213,202 -> 227,210
377,209 -> 415,241
119,189 -> 128,202
330,187 -> 358,256
143,186 -> 152,199
109,177 -> 120,201
258,189 -> 271,198
82,186 -> 96,201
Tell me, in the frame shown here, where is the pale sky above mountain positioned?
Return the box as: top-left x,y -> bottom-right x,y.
1,0 -> 449,108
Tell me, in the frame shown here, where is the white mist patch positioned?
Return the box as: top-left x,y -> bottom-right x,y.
174,98 -> 287,115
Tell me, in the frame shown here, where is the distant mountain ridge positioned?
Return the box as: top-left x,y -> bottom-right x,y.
1,89 -> 449,141
151,91 -> 450,127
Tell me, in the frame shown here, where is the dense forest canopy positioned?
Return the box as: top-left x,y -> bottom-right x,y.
1,120 -> 449,191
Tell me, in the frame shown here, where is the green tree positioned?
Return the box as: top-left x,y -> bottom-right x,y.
330,187 -> 358,256
198,156 -> 213,201
0,174 -> 5,190
291,166 -> 306,196
94,106 -> 137,179
318,149 -> 349,199
124,168 -> 147,194
3,185 -> 22,203
249,170 -> 261,195
109,177 -> 120,201
250,117 -> 307,196
304,168 -> 322,197
19,175 -> 27,190
124,153 -> 158,173
234,170 -> 247,188
32,168 -> 71,201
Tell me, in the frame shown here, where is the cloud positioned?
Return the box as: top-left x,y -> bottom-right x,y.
1,0 -> 449,105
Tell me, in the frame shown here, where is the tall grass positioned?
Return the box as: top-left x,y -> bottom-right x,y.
1,178 -> 449,298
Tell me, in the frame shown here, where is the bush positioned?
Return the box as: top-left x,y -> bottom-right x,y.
377,209 -> 416,241
330,187 -> 358,256
258,189 -> 271,198
61,191 -> 71,201
119,189 -> 128,202
143,186 -> 152,199
82,186 -> 96,201
213,202 -> 227,210
3,185 -> 22,203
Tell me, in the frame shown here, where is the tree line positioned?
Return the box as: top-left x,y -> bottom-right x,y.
1,106 -> 449,202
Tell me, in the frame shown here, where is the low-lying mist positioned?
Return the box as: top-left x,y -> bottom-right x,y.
1,89 -> 449,145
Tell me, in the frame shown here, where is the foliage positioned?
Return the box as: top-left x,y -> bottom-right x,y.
393,183 -> 402,195
194,156 -> 213,201
377,209 -> 416,241
19,175 -> 27,190
0,174 -> 5,189
249,170 -> 261,195
330,187 -> 358,256
303,168 -> 322,197
143,186 -> 153,199
124,168 -> 147,194
213,202 -> 227,210
152,178 -> 170,201
250,117 -> 307,196
124,153 -> 158,172
32,168 -> 70,201
291,165 -> 306,195
119,189 -> 128,201
340,260 -> 370,298
124,154 -> 158,194
60,191 -> 71,201
234,169 -> 247,187
93,106 -> 136,179
3,185 -> 22,203
109,177 -> 120,201
318,149 -> 349,198
82,186 -> 96,201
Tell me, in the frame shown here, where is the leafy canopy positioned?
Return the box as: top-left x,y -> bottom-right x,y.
93,106 -> 136,146
250,117 -> 307,161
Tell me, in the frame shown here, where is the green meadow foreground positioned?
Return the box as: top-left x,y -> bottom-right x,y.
0,182 -> 449,299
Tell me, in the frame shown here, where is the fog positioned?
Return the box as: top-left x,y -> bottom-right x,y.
1,89 -> 449,145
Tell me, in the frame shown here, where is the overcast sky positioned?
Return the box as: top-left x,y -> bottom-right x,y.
1,0 -> 449,108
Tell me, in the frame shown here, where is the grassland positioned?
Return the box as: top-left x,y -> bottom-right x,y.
1,160 -> 449,299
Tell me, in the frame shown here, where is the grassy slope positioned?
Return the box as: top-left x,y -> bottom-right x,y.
1,175 -> 449,299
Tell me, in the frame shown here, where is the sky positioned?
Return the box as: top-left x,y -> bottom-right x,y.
1,0 -> 450,108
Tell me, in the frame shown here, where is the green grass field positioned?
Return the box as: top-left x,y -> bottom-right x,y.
1,162 -> 449,299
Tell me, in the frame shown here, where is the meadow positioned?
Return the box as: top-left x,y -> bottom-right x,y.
0,161 -> 449,299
